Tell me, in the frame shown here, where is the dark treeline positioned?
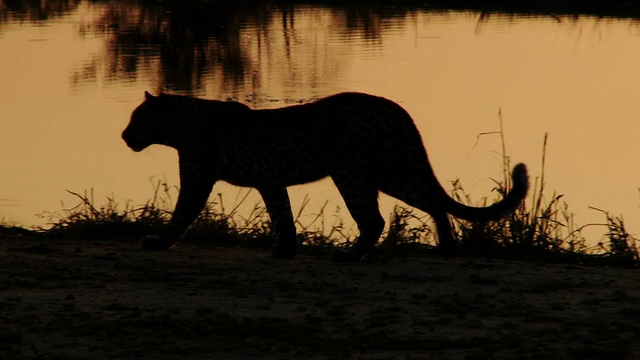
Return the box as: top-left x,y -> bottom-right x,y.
3,0 -> 640,94
4,0 -> 640,24
292,0 -> 640,18
0,0 -> 78,22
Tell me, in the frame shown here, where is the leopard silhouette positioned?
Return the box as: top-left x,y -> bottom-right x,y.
122,92 -> 528,262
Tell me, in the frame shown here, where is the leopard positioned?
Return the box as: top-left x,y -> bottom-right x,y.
122,91 -> 529,262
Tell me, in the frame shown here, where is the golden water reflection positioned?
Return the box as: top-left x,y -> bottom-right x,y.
1,1 -> 640,244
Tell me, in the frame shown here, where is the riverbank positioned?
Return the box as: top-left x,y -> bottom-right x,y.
2,236 -> 640,359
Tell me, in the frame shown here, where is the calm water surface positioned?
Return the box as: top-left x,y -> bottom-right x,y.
1,1 -> 640,243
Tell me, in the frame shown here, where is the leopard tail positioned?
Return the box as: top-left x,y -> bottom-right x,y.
442,163 -> 529,221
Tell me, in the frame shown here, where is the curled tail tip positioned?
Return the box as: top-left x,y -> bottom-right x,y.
512,162 -> 527,176
511,163 -> 529,192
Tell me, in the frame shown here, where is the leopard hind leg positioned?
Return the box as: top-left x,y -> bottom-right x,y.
330,177 -> 385,263
258,187 -> 298,259
430,209 -> 458,255
381,181 -> 458,255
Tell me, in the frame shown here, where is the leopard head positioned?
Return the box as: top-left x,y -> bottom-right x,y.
123,91 -> 250,152
122,91 -> 173,152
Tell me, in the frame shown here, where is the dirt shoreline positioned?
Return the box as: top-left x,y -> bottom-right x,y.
2,237 -> 640,359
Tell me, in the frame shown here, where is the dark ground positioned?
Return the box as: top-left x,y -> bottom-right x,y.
2,236 -> 640,359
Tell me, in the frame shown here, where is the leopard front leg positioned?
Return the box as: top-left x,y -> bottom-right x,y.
140,159 -> 214,251
258,187 -> 298,259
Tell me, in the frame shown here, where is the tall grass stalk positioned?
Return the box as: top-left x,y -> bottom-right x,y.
451,112 -> 586,255
441,111 -> 639,265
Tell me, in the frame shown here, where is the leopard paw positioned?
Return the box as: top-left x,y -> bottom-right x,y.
331,248 -> 365,263
272,242 -> 297,259
139,235 -> 177,251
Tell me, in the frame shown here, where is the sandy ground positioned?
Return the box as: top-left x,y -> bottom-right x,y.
2,236 -> 640,360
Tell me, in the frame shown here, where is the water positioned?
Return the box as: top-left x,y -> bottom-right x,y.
2,1 -> 640,243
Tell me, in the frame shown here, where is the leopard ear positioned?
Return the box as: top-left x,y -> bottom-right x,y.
144,91 -> 156,101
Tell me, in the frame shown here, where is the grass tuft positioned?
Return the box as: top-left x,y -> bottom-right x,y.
5,115 -> 638,266
39,185 -> 170,239
592,207 -> 640,267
